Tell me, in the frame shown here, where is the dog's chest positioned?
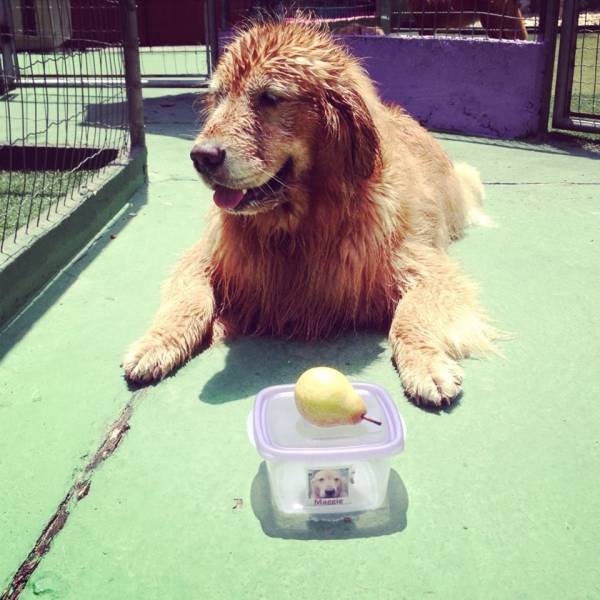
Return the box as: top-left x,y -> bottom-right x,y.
213,233 -> 396,337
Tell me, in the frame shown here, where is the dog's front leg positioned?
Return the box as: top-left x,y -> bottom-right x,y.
389,245 -> 497,407
123,242 -> 216,383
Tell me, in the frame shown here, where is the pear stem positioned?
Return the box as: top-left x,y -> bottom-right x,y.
361,415 -> 382,426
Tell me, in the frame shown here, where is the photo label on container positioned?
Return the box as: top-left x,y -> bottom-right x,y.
307,466 -> 354,506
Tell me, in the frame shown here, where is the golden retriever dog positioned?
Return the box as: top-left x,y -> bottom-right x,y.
408,0 -> 528,40
311,470 -> 347,499
123,20 -> 498,407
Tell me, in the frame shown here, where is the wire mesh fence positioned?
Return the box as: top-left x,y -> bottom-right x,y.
221,1 -> 544,40
570,2 -> 600,118
391,0 -> 538,39
0,0 -> 132,253
135,0 -> 210,85
553,0 -> 600,132
138,45 -> 209,81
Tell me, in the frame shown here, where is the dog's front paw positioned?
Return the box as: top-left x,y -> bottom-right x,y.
397,352 -> 464,407
122,334 -> 185,384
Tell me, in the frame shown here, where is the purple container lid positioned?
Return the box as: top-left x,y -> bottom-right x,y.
252,382 -> 406,463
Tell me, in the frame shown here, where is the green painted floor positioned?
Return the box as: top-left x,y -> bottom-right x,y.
1,91 -> 600,599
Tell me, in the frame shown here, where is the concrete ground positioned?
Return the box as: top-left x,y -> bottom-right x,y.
1,90 -> 599,599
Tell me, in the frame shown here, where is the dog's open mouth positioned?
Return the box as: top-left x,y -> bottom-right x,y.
212,159 -> 292,212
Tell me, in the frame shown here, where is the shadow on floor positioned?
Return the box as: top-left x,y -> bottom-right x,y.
251,462 -> 408,540
437,130 -> 600,158
198,333 -> 388,405
0,186 -> 149,361
84,92 -> 205,140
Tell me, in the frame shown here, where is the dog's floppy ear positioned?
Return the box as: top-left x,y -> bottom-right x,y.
321,87 -> 381,181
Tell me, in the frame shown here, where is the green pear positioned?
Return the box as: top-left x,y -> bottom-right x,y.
294,367 -> 381,427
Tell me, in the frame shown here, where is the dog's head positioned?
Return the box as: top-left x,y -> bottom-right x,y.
311,469 -> 346,499
191,21 -> 381,218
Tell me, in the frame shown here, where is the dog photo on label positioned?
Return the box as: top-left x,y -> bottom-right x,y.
123,18 -> 498,407
309,469 -> 350,500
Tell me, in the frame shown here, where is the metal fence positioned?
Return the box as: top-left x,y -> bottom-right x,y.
137,0 -> 211,86
554,0 -> 600,132
0,0 -> 142,254
222,1 -> 543,40
390,0 -> 541,39
138,44 -> 210,85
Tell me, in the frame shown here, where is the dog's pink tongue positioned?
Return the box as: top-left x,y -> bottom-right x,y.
213,186 -> 245,209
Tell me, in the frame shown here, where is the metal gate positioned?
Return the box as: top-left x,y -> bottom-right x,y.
138,0 -> 212,87
554,0 -> 600,133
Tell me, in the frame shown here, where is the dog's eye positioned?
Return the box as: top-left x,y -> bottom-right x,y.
318,478 -> 325,482
259,91 -> 282,107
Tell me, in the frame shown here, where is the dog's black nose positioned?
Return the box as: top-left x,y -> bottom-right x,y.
325,489 -> 336,497
190,144 -> 225,171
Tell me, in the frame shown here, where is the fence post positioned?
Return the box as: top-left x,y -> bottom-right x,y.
552,0 -> 581,131
377,0 -> 392,35
220,0 -> 228,30
537,0 -> 561,135
0,0 -> 18,93
206,0 -> 219,76
120,0 -> 145,150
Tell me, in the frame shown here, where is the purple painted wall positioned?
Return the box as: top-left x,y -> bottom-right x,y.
218,33 -> 548,139
341,36 -> 547,139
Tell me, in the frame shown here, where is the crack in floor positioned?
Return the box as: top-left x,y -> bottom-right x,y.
0,388 -> 148,600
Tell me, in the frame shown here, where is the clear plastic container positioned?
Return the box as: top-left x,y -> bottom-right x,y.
249,383 -> 406,516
